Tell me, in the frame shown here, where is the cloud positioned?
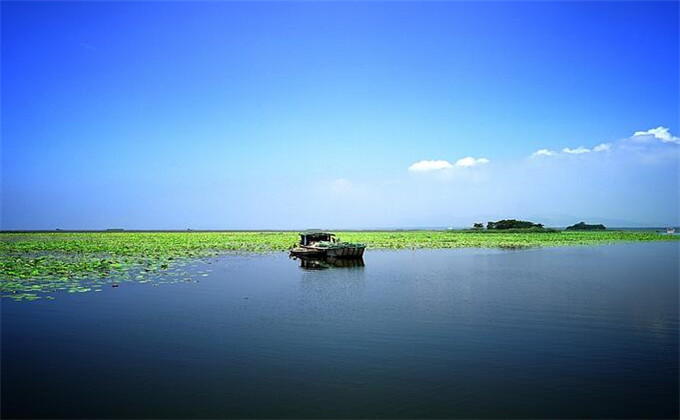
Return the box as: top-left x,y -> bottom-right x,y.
454,157 -> 490,167
533,144 -> 610,157
632,126 -> 679,144
530,126 -> 678,159
532,149 -> 556,157
408,160 -> 453,172
532,144 -> 609,157
593,143 -> 611,152
562,146 -> 591,154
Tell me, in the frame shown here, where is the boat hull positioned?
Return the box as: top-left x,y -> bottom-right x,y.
290,247 -> 326,258
325,246 -> 365,258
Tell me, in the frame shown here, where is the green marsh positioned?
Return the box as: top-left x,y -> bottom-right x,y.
1,231 -> 677,299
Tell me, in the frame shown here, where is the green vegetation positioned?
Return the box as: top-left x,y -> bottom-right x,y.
486,219 -> 545,230
472,227 -> 558,233
566,222 -> 606,231
1,231 -> 677,300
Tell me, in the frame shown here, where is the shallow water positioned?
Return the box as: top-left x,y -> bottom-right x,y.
2,243 -> 678,418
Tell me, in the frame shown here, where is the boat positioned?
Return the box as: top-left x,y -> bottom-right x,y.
667,227 -> 676,234
289,247 -> 326,258
290,230 -> 366,259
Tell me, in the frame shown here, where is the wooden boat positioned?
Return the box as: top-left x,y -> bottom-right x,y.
291,230 -> 366,259
324,245 -> 365,258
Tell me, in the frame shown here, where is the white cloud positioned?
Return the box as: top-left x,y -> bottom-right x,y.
632,126 -> 679,144
593,143 -> 611,152
454,157 -> 490,167
532,149 -> 556,157
408,160 -> 453,172
562,146 -> 591,154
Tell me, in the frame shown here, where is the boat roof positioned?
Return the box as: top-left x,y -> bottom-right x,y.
300,229 -> 335,236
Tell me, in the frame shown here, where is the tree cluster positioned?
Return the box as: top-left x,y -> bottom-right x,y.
565,222 -> 606,231
486,219 -> 544,230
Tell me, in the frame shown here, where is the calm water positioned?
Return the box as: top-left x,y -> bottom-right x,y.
2,243 -> 678,419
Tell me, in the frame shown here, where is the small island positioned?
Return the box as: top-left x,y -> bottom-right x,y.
486,219 -> 545,230
566,222 -> 606,231
474,219 -> 556,232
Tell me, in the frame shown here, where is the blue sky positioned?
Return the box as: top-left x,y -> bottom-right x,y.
1,1 -> 678,229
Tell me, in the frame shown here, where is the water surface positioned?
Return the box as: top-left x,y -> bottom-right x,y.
2,243 -> 678,418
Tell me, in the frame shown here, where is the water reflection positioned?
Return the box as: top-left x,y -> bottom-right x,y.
3,244 -> 678,419
293,256 -> 365,270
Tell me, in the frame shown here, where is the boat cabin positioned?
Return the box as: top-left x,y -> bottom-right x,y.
300,230 -> 337,246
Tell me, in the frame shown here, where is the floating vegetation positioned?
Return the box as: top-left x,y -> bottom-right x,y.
1,231 -> 677,300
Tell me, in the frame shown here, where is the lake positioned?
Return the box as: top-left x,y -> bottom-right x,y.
2,242 -> 678,419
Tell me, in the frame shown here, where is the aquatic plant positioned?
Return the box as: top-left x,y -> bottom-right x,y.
1,231 -> 677,299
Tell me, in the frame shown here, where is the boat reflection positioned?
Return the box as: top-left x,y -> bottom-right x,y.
293,256 -> 365,270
